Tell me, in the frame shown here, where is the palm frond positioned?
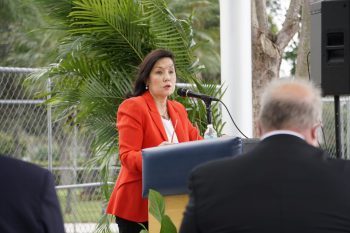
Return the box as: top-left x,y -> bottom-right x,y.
141,0 -> 199,80
68,0 -> 147,63
93,213 -> 114,233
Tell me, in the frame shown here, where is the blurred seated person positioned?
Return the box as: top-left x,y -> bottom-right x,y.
0,154 -> 65,233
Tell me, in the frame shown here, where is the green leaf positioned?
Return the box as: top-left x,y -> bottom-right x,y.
160,215 -> 177,233
148,189 -> 165,223
93,213 -> 114,233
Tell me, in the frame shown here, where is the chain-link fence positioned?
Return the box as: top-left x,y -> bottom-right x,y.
0,67 -> 118,233
322,96 -> 350,159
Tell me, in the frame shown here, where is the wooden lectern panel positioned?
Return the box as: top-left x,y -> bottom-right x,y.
149,194 -> 188,233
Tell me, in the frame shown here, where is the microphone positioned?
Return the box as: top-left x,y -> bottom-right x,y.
177,88 -> 219,102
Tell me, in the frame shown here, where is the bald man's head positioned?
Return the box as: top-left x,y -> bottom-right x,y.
258,79 -> 322,133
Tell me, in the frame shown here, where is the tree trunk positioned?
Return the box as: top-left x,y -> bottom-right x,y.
252,40 -> 282,136
251,0 -> 302,136
296,0 -> 311,79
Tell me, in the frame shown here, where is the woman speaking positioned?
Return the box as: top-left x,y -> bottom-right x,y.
106,49 -> 202,233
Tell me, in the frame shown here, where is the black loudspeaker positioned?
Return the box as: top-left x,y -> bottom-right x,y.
311,0 -> 350,95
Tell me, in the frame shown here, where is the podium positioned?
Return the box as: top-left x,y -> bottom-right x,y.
142,137 -> 243,232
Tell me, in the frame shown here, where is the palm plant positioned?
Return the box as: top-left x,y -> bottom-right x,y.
29,0 -> 223,231
167,0 -> 221,82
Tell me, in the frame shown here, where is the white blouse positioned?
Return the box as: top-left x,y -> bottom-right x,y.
161,118 -> 179,143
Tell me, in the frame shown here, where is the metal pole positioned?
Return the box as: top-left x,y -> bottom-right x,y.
73,118 -> 78,233
205,101 -> 212,125
47,78 -> 53,171
334,95 -> 342,158
346,99 -> 350,159
73,123 -> 78,182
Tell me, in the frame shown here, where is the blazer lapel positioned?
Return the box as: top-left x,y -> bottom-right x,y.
142,92 -> 168,141
168,101 -> 186,142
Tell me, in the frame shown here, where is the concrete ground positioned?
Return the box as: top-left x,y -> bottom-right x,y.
65,223 -> 119,233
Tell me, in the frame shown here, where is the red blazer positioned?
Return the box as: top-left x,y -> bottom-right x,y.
106,91 -> 202,222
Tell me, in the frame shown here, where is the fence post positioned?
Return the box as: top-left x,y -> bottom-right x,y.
73,118 -> 78,233
47,78 -> 53,171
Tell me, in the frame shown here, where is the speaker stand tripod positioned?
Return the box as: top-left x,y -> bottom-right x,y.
334,95 -> 342,158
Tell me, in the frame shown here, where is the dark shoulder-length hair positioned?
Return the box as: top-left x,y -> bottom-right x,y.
127,49 -> 175,98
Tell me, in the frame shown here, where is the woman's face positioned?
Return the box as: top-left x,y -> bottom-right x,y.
147,57 -> 176,100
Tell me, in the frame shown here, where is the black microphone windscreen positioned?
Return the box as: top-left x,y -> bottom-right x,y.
177,88 -> 188,97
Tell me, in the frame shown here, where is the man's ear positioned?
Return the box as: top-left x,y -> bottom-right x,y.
310,124 -> 319,147
257,121 -> 262,137
311,124 -> 318,141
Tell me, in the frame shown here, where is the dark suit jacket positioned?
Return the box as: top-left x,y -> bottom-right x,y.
0,155 -> 65,233
180,134 -> 350,233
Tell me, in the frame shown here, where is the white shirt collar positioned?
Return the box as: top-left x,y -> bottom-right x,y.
260,130 -> 305,141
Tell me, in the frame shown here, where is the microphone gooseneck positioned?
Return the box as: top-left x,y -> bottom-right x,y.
176,87 -> 248,138
177,87 -> 218,125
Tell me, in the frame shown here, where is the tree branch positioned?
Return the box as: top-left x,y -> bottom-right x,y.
254,0 -> 269,34
296,0 -> 311,79
276,0 -> 302,50
251,0 -> 259,41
